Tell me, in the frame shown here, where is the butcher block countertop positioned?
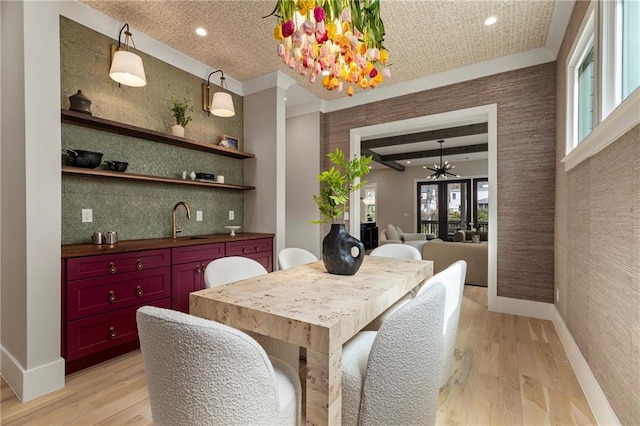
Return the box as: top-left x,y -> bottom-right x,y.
61,233 -> 275,258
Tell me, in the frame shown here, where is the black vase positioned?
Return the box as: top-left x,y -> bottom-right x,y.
322,223 -> 365,275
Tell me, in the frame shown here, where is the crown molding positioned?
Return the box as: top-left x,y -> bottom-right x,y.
243,71 -> 297,97
546,0 -> 576,57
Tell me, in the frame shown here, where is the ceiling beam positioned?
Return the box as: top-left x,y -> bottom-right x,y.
361,123 -> 488,149
382,143 -> 489,162
362,149 -> 405,172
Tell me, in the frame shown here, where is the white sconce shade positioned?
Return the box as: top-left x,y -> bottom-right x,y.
210,92 -> 235,117
110,50 -> 146,87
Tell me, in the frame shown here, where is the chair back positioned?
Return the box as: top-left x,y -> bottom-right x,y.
137,306 -> 287,425
204,256 -> 268,288
278,247 -> 318,270
359,282 -> 446,425
418,260 -> 467,388
370,244 -> 421,260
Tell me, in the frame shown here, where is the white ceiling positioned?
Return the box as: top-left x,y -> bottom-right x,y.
78,0 -> 570,168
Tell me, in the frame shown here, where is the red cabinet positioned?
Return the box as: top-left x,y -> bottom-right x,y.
171,243 -> 225,313
226,238 -> 273,272
62,249 -> 171,373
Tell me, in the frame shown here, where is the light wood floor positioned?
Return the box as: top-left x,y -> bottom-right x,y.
1,286 -> 596,425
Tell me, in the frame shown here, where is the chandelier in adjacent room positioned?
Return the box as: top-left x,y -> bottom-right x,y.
268,0 -> 390,96
424,140 -> 461,180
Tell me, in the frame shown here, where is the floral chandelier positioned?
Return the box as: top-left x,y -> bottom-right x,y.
268,0 -> 390,96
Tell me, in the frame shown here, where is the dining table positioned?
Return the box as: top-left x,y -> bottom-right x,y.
189,255 -> 433,426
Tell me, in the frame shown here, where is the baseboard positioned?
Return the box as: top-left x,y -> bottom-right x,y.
1,345 -> 65,402
551,307 -> 620,425
489,295 -> 554,320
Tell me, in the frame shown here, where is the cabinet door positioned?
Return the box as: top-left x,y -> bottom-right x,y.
226,238 -> 273,271
171,261 -> 204,314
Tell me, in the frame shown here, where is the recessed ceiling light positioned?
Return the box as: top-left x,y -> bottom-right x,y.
406,160 -> 411,164
484,16 -> 497,26
195,27 -> 207,36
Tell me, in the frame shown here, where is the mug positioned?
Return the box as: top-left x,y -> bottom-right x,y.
104,231 -> 118,245
91,232 -> 103,245
217,175 -> 225,184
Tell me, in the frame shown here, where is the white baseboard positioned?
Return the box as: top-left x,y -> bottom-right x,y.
551,307 -> 620,425
489,295 -> 554,320
1,345 -> 65,402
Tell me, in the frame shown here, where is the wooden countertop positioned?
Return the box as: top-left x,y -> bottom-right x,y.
61,233 -> 275,258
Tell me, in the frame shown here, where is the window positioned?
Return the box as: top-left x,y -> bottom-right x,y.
361,183 -> 376,222
621,0 -> 639,100
473,179 -> 489,231
566,7 -> 595,153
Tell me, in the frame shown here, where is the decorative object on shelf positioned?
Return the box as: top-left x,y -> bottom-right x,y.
202,69 -> 235,117
104,231 -> 119,245
224,225 -> 241,236
104,160 -> 128,172
68,90 -> 92,115
109,23 -> 146,87
219,135 -> 239,150
63,149 -> 103,169
266,0 -> 390,97
194,172 -> 216,182
91,231 -> 103,245
312,148 -> 372,275
189,171 -> 197,181
423,139 -> 460,180
217,175 -> 225,184
170,96 -> 193,137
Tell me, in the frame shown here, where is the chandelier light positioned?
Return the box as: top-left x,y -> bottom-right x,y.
109,23 -> 146,87
424,140 -> 460,180
267,0 -> 390,96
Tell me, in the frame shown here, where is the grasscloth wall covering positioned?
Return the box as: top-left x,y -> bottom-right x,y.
555,2 -> 640,424
323,63 -> 556,302
60,17 -> 244,244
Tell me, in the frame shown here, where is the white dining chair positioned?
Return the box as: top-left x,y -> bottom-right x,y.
278,247 -> 318,270
137,306 -> 301,426
417,260 -> 467,389
203,256 -> 300,371
341,281 -> 446,426
369,243 -> 422,260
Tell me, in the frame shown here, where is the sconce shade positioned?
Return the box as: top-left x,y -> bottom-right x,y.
210,92 -> 235,117
109,50 -> 146,87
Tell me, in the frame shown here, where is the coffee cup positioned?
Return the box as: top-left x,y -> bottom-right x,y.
217,175 -> 225,184
91,232 -> 103,245
104,231 -> 118,245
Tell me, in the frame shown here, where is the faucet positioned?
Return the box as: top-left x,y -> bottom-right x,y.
172,201 -> 192,239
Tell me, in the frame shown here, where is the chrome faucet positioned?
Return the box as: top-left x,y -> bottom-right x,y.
172,201 -> 192,239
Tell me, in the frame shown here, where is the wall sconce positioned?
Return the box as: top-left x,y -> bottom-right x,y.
202,70 -> 235,117
109,23 -> 146,87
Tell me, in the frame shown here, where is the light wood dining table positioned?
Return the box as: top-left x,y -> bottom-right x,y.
190,255 -> 433,426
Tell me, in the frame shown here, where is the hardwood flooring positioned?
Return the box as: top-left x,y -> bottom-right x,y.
1,286 -> 596,425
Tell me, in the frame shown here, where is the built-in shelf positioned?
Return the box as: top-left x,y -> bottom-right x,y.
62,167 -> 255,191
61,109 -> 255,160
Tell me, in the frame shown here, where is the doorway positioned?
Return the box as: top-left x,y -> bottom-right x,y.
417,179 -> 471,240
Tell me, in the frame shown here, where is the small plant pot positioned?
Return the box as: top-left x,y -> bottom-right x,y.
472,235 -> 481,244
171,124 -> 184,137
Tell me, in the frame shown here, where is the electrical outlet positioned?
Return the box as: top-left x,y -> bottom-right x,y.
344,211 -> 349,221
196,211 -> 203,221
82,209 -> 93,223
229,210 -> 234,220
556,289 -> 560,303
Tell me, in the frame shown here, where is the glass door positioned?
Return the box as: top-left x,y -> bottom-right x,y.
417,183 -> 439,236
417,180 -> 471,240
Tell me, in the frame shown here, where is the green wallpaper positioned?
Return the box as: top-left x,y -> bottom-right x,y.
60,17 -> 246,244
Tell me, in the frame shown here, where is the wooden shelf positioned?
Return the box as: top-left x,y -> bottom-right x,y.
61,109 -> 255,160
62,167 -> 255,191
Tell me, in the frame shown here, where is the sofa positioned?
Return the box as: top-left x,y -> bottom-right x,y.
422,240 -> 487,287
379,224 -> 433,252
453,229 -> 488,242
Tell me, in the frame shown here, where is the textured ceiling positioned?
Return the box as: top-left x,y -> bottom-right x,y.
82,0 -> 555,101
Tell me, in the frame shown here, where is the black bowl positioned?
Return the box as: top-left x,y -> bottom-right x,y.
63,149 -> 103,169
104,161 -> 128,172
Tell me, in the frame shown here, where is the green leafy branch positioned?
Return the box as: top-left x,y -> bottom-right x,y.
170,96 -> 193,128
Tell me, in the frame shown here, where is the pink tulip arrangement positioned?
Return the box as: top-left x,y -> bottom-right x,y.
268,0 -> 390,96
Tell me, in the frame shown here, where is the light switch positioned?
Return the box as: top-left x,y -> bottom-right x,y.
196,211 -> 203,221
82,209 -> 93,223
229,210 -> 234,220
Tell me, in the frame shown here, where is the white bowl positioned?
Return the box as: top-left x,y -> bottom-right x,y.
224,225 -> 241,236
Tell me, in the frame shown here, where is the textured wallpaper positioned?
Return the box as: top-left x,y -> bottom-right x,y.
60,17 -> 245,244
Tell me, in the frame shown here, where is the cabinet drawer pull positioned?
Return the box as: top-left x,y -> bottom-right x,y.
196,264 -> 201,273
242,246 -> 247,254
136,286 -> 144,297
109,262 -> 117,275
108,291 -> 116,303
255,244 -> 259,252
136,259 -> 144,270
108,327 -> 117,340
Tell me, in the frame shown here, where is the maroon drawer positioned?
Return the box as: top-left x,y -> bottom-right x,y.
226,238 -> 273,256
66,298 -> 170,361
241,252 -> 274,272
67,267 -> 171,321
172,243 -> 225,265
67,249 -> 170,280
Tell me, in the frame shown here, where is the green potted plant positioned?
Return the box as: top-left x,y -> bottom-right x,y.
312,148 -> 372,275
170,96 -> 193,137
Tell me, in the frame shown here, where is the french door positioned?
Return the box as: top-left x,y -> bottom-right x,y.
417,179 -> 471,241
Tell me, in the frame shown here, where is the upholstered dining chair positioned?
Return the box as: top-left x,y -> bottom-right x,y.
416,260 -> 467,389
203,256 -> 300,371
341,281 -> 446,426
369,243 -> 422,260
137,306 -> 301,426
278,247 -> 318,270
